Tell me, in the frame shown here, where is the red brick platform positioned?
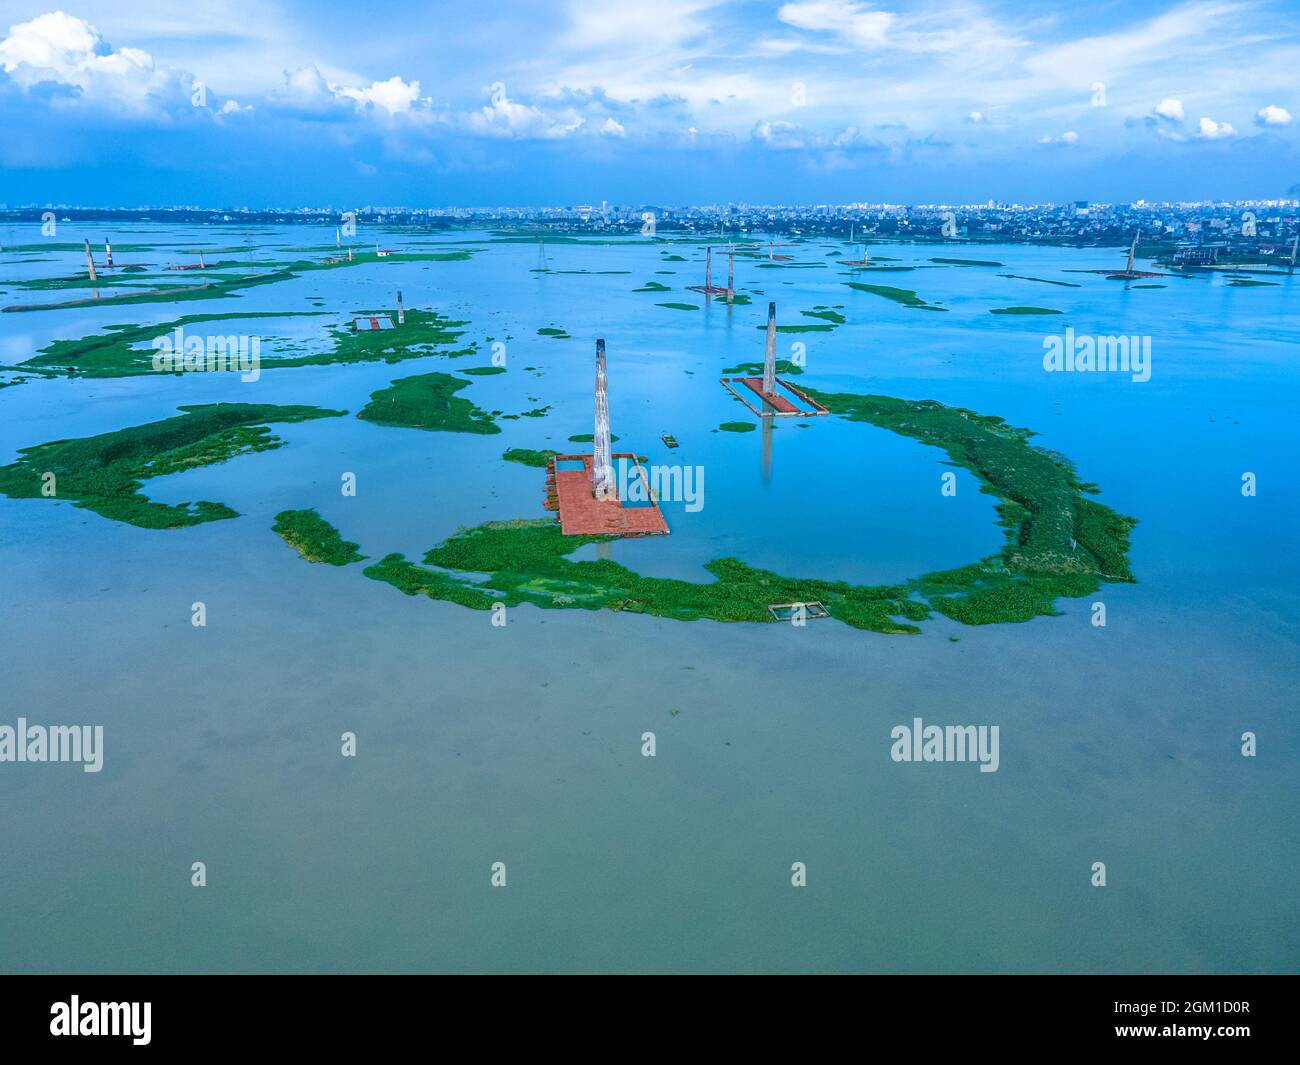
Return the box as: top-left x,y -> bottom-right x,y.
720,376 -> 830,418
547,453 -> 670,537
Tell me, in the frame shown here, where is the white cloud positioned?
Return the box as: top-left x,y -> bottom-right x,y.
1038,130 -> 1079,144
468,88 -> 585,139
1197,115 -> 1236,139
269,65 -> 437,122
598,116 -> 626,137
1154,97 -> 1184,122
752,119 -> 805,149
565,0 -> 712,50
338,75 -> 425,115
778,1 -> 893,48
0,11 -> 192,115
1256,103 -> 1292,127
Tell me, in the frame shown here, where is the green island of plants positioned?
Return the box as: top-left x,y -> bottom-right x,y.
0,403 -> 345,528
843,281 -> 947,311
284,388 -> 1137,634
2,249 -> 475,313
760,323 -> 834,333
502,448 -> 559,468
722,359 -> 803,376
356,371 -> 500,434
989,306 -> 1063,315
803,308 -> 847,324
272,509 -> 366,565
9,307 -> 470,378
998,273 -> 1081,288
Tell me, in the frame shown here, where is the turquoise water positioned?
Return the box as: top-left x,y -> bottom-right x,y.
0,227 -> 1296,972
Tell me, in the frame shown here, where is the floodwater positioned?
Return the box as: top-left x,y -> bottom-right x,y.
0,226 -> 1296,973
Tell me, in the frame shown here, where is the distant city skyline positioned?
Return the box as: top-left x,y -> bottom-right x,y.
1,2 -> 1297,206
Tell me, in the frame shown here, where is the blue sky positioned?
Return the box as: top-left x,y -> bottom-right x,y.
0,1 -> 1296,206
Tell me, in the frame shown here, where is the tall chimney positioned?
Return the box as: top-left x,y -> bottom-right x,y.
84,239 -> 97,282
593,339 -> 614,499
396,290 -> 405,325
762,302 -> 777,396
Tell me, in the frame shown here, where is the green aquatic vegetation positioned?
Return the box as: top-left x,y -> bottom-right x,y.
537,327 -> 570,338
931,257 -> 1004,267
14,312 -> 314,377
633,281 -> 671,292
1,268 -> 293,312
998,273 -> 1081,288
989,306 -> 1063,315
661,254 -> 688,262
361,519 -> 927,631
326,308 -> 472,365
0,242 -> 160,254
717,421 -> 757,433
1227,279 -> 1279,287
357,372 -> 500,434
277,389 -> 1137,634
12,307 -> 467,378
843,281 -> 947,311
721,359 -> 804,376
459,366 -> 507,376
3,250 -> 474,313
273,509 -> 366,565
657,302 -> 700,311
502,448 -> 559,468
568,433 -> 620,443
803,309 -> 846,324
0,375 -> 30,390
718,294 -> 753,305
0,403 -> 345,528
3,269 -> 192,292
801,387 -> 1138,595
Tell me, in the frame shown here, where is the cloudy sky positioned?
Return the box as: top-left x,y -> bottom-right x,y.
0,1 -> 1296,206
